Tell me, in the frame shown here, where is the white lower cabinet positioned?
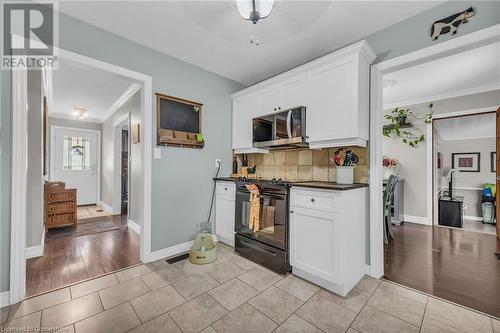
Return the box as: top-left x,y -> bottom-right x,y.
290,186 -> 368,296
215,181 -> 236,247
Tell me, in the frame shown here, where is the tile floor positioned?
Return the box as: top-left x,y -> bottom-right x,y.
77,205 -> 114,220
2,242 -> 499,333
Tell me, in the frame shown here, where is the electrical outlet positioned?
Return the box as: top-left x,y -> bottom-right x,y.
215,159 -> 221,168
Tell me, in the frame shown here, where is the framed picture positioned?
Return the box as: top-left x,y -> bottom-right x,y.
491,152 -> 496,173
452,152 -> 480,172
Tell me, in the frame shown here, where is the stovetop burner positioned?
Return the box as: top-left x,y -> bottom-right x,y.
237,177 -> 289,185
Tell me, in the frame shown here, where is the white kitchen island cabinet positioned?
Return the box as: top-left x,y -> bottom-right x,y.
289,186 -> 368,297
215,181 -> 236,247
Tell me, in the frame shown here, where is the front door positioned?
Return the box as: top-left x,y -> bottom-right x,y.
52,127 -> 99,205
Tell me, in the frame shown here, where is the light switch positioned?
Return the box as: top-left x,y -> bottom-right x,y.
154,147 -> 162,159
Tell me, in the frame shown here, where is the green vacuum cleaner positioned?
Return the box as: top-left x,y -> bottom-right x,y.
188,161 -> 221,265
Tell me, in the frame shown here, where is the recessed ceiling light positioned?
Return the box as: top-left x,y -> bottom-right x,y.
383,79 -> 397,89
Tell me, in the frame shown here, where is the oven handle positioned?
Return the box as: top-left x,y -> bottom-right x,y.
239,238 -> 277,257
237,191 -> 286,200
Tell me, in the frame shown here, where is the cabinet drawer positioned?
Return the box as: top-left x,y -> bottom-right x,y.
48,201 -> 75,214
216,182 -> 236,197
47,190 -> 76,203
291,188 -> 340,212
47,213 -> 76,227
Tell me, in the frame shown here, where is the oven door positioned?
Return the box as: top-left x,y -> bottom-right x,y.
235,188 -> 287,250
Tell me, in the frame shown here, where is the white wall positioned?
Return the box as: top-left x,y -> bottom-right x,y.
438,137 -> 496,217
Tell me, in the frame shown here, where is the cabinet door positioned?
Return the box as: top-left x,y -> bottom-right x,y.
232,94 -> 257,150
259,85 -> 281,115
215,195 -> 235,246
290,206 -> 339,283
281,74 -> 306,110
306,58 -> 354,143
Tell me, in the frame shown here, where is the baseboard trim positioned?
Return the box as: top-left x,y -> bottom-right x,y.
0,291 -> 10,307
464,215 -> 483,221
26,229 -> 45,259
97,201 -> 114,214
148,240 -> 194,262
403,215 -> 431,226
364,264 -> 371,275
127,220 -> 141,235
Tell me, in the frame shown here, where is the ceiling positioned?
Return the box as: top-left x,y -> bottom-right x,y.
383,41 -> 500,108
57,1 -> 443,86
434,113 -> 496,141
52,57 -> 136,122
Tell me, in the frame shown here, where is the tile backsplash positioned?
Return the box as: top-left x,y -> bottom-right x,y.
237,146 -> 368,183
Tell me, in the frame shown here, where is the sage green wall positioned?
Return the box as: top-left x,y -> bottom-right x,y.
2,1 -> 500,292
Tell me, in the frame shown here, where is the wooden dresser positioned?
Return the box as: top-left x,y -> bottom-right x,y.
44,181 -> 77,231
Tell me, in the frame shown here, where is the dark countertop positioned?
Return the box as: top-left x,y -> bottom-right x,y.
214,177 -> 368,191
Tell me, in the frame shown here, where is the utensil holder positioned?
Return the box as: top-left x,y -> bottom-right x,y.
336,166 -> 354,184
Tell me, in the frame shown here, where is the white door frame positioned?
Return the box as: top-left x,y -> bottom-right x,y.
369,24 -> 500,278
10,47 -> 153,304
112,112 -> 131,216
49,125 -> 102,205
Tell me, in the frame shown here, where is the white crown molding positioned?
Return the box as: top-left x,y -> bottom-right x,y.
383,82 -> 500,110
432,106 -> 497,119
49,112 -> 103,124
101,83 -> 141,123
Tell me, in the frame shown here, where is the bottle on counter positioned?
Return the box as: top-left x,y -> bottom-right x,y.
232,155 -> 238,174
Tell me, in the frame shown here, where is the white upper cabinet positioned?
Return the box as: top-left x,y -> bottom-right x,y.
231,41 -> 375,151
232,94 -> 268,153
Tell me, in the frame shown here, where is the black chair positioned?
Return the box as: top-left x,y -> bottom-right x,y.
383,175 -> 399,244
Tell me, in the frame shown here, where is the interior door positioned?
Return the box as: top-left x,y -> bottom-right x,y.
52,127 -> 98,205
496,107 -> 500,239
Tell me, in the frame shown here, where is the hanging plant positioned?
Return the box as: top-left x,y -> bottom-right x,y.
383,103 -> 433,147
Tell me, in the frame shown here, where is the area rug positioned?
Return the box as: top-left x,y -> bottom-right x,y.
45,219 -> 120,241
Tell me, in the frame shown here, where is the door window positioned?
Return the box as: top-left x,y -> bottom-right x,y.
63,136 -> 90,170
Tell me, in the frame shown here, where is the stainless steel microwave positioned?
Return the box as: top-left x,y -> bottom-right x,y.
253,106 -> 307,149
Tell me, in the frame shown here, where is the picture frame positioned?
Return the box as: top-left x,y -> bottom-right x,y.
451,152 -> 480,172
491,152 -> 496,173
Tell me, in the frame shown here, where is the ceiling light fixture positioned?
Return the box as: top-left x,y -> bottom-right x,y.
236,0 -> 275,46
72,107 -> 88,120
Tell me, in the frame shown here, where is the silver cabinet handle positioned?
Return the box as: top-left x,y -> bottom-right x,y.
290,210 -> 294,214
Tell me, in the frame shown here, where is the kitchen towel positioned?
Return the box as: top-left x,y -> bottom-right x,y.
246,184 -> 260,233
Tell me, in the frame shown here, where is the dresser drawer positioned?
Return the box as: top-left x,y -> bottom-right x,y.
46,189 -> 76,203
46,213 -> 76,227
216,182 -> 236,197
290,188 -> 340,212
47,201 -> 75,214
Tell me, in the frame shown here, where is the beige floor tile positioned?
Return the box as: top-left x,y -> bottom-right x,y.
129,313 -> 181,333
275,314 -> 323,333
296,294 -> 356,333
238,267 -> 283,292
63,324 -> 75,333
347,329 -> 360,333
2,311 -> 41,329
149,258 -> 172,271
70,274 -> 119,299
492,319 -> 500,333
368,285 -> 426,326
249,286 -> 303,324
115,265 -> 154,283
351,305 -> 419,333
212,303 -> 277,333
354,275 -> 380,295
317,287 -> 370,313
74,302 -> 140,333
169,294 -> 228,333
425,298 -> 493,333
378,281 -> 428,304
215,242 -> 233,250
172,274 -> 220,300
141,266 -> 186,290
200,326 -> 217,333
275,275 -> 320,302
131,285 -> 186,322
215,247 -> 238,262
230,256 -> 258,270
41,293 -> 103,328
98,278 -> 150,309
176,259 -> 216,276
420,317 -> 464,333
208,278 -> 259,311
8,288 -> 71,320
207,260 -> 246,283
1,305 -> 10,323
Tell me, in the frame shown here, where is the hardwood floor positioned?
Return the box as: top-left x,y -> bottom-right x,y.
384,222 -> 500,318
26,214 -> 140,297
